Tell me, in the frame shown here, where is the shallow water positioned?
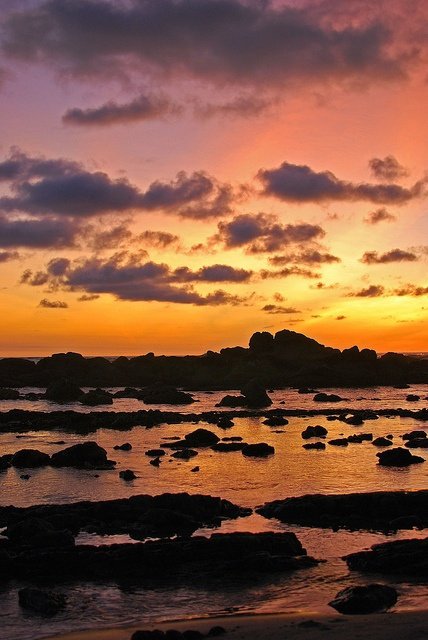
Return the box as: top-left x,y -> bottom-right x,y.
0,386 -> 427,640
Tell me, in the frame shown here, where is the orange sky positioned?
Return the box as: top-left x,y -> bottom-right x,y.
0,0 -> 426,356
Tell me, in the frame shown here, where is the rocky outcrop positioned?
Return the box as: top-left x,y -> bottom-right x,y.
328,584 -> 397,614
79,388 -> 113,405
257,490 -> 428,531
141,385 -> 195,405
45,379 -> 83,402
50,442 -> 116,470
11,449 -> 50,468
377,447 -> 425,466
345,537 -> 428,576
242,443 -> 274,457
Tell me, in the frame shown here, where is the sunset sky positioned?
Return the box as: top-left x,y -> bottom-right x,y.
0,0 -> 427,356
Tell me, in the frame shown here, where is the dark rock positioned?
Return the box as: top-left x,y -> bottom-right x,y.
263,416 -> 288,426
328,438 -> 349,447
20,474 -> 30,480
217,417 -> 234,428
145,449 -> 166,457
142,385 -> 194,405
45,379 -> 83,402
7,517 -> 75,548
222,436 -> 243,442
130,508 -> 199,538
212,442 -> 246,452
172,449 -> 198,459
348,433 -> 373,443
18,587 -> 67,614
328,584 -> 397,614
377,447 -> 425,466
131,631 -> 165,640
0,454 -> 11,470
217,395 -> 245,407
114,442 -> 133,451
114,387 -> 145,399
372,437 -> 393,447
207,627 -> 226,637
191,466 -> 200,472
242,443 -> 274,457
80,388 -> 113,406
402,430 -> 426,441
313,393 -> 344,402
297,388 -> 318,394
405,438 -> 428,448
119,469 -> 137,481
241,380 -> 272,407
183,429 -> 220,447
149,457 -> 161,467
302,425 -> 327,439
406,394 -> 420,401
302,442 -> 326,450
344,415 -> 364,426
51,441 -> 116,469
346,537 -> 428,576
11,449 -> 50,468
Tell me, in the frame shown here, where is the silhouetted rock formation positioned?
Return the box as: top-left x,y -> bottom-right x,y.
328,584 -> 397,614
50,441 -> 115,470
345,537 -> 428,576
0,329 -> 425,389
257,490 -> 428,531
376,447 -> 425,466
45,379 -> 83,402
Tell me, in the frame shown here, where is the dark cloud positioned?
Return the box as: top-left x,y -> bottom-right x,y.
361,249 -> 418,264
195,95 -> 270,119
0,250 -> 20,263
0,149 -> 234,220
393,284 -> 428,296
260,266 -> 320,280
22,252 -> 252,305
136,230 -> 180,249
63,93 -> 181,127
258,161 -> 425,205
269,250 -> 340,266
215,213 -> 325,253
349,284 -> 385,297
336,315 -> 346,320
261,304 -> 301,314
364,207 -> 397,224
77,293 -> 99,302
0,215 -> 79,248
38,298 -> 68,308
88,224 -> 134,251
310,281 -> 340,290
1,0 -> 409,89
369,155 -> 408,181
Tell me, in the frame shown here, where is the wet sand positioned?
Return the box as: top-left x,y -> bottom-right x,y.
42,610 -> 428,640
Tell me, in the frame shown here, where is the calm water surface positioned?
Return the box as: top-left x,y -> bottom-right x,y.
0,386 -> 427,640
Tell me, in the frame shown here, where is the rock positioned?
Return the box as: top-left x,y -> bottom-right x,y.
297,387 -> 318,394
114,387 -> 145,399
131,631 -> 165,640
11,449 -> 50,468
242,443 -> 274,457
301,425 -> 328,439
80,388 -> 113,406
313,393 -> 343,402
348,433 -> 373,443
142,385 -> 194,405
346,538 -> 428,576
7,517 -> 75,549
20,474 -> 30,480
114,442 -> 132,451
216,395 -> 245,407
45,379 -> 83,402
263,416 -> 288,426
119,469 -> 137,481
183,429 -> 220,447
191,466 -> 200,472
302,442 -> 326,450
145,449 -> 166,457
406,394 -> 420,401
372,437 -> 393,447
328,438 -> 349,447
222,436 -> 242,441
0,388 -> 20,400
212,442 -> 246,452
328,584 -> 397,614
402,430 -> 426,441
207,627 -> 226,637
51,441 -> 116,469
377,447 -> 425,466
18,587 -> 67,614
405,438 -> 428,448
217,417 -> 234,428
344,415 -> 364,426
0,455 -> 12,471
150,457 -> 162,467
172,449 -> 198,459
241,380 -> 272,407
130,508 -> 199,538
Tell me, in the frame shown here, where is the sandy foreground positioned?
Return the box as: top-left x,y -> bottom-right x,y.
41,610 -> 428,640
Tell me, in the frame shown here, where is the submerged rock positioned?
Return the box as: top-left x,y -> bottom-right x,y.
328,584 -> 397,614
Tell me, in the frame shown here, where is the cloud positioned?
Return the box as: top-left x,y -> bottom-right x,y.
77,293 -> 99,302
336,315 -> 346,320
88,224 -> 134,251
364,207 -> 397,224
214,213 -> 325,253
135,230 -> 180,249
269,250 -> 340,266
0,149 -> 235,220
0,215 -> 79,248
63,93 -> 181,126
258,161 -> 425,205
261,304 -> 301,314
38,298 -> 68,308
393,284 -> 428,296
0,250 -> 20,263
195,95 -> 270,119
361,248 -> 418,264
21,252 -> 253,305
349,284 -> 385,297
369,155 -> 408,181
260,266 -> 320,280
1,0 -> 410,90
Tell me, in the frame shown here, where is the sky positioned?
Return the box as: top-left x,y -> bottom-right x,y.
0,0 -> 427,356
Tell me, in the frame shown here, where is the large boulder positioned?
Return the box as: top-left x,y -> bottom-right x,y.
329,584 -> 397,614
45,379 -> 83,402
241,380 -> 272,407
301,425 -> 328,439
18,587 -> 67,614
183,429 -> 220,447
242,443 -> 274,457
377,447 -> 425,466
11,449 -> 50,468
313,393 -> 344,403
50,441 -> 116,469
142,385 -> 194,405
